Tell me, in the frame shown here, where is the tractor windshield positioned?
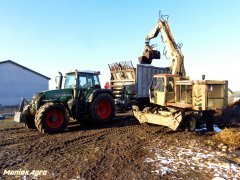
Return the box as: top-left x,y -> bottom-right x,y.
64,73 -> 76,88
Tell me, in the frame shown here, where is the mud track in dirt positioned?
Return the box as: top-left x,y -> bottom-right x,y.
0,114 -> 239,179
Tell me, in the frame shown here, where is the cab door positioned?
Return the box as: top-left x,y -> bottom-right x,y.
149,77 -> 157,104
78,73 -> 94,100
156,77 -> 166,106
149,77 -> 166,106
165,77 -> 175,103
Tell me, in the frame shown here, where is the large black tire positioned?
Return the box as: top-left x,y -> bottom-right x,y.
22,105 -> 36,129
203,110 -> 214,131
89,93 -> 115,124
35,103 -> 69,134
186,116 -> 197,132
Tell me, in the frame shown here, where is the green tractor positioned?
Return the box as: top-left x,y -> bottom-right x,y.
14,70 -> 115,134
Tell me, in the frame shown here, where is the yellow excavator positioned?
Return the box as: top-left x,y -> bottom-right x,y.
133,13 -> 228,131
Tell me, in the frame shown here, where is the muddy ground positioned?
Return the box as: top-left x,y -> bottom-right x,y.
0,113 -> 240,179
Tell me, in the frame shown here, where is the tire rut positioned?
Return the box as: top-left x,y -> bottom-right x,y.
78,125 -> 165,178
0,132 -> 43,147
1,124 -> 143,170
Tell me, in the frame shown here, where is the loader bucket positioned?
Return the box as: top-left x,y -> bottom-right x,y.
132,105 -> 183,130
14,97 -> 29,123
14,111 -> 25,123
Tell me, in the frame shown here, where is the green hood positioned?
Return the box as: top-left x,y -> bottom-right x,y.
42,89 -> 73,102
32,89 -> 73,110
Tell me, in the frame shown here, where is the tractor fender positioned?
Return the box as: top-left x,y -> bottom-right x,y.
90,89 -> 115,102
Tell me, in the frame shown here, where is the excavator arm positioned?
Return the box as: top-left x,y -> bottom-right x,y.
145,23 -> 160,42
139,16 -> 186,77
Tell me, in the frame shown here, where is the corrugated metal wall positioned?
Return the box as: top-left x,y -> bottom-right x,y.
136,64 -> 169,98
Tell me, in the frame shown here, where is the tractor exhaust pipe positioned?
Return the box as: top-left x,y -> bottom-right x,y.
57,72 -> 63,89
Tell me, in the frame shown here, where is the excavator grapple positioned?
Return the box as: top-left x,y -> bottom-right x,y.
138,45 -> 161,64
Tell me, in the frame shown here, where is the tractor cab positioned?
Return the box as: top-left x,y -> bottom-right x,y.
62,70 -> 102,101
149,74 -> 179,106
64,70 -> 101,90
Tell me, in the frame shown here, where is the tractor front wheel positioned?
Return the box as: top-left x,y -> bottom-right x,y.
35,103 -> 69,134
23,105 -> 36,129
89,93 -> 115,123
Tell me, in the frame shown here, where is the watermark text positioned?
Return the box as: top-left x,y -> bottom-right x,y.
3,169 -> 48,177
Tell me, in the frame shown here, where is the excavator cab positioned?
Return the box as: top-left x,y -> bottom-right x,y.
149,74 -> 176,106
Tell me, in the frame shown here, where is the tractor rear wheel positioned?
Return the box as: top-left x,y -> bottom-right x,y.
35,103 -> 69,134
23,105 -> 36,129
89,93 -> 115,123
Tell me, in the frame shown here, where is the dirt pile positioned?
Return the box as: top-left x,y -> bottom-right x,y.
213,128 -> 240,149
215,100 -> 240,128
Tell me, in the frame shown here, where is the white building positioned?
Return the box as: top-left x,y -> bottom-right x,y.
0,60 -> 50,106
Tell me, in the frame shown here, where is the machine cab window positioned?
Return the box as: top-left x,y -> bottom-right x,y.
150,76 -> 175,93
166,77 -> 174,92
151,76 -> 165,91
150,77 -> 157,90
64,73 -> 76,88
151,77 -> 164,90
93,75 -> 101,88
79,74 -> 93,89
156,77 -> 165,92
150,76 -> 165,92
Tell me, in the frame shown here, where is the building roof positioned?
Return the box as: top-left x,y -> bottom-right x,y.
0,60 -> 50,80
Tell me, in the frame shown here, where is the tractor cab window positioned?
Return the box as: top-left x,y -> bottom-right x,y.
93,75 -> 101,88
79,74 -> 93,89
64,73 -> 76,88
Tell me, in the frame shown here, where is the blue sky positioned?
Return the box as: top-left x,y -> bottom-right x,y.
0,0 -> 239,90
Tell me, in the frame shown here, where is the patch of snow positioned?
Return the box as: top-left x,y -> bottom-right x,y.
161,167 -> 172,175
212,177 -> 225,180
145,145 -> 240,178
195,124 -> 222,133
213,125 -> 222,133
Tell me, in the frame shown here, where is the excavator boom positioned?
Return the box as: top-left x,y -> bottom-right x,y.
139,16 -> 186,77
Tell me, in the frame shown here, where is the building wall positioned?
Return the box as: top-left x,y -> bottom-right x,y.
0,62 -> 49,106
